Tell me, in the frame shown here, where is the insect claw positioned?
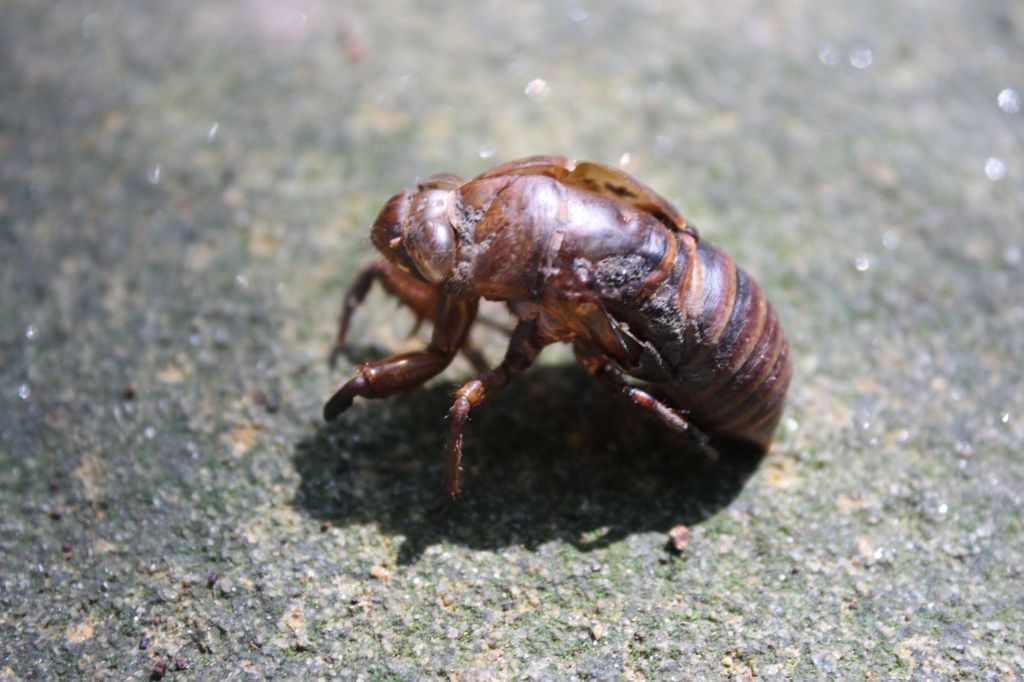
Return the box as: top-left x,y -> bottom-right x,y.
323,374 -> 367,421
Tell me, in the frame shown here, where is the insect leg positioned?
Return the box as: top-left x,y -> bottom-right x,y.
329,259 -> 443,368
443,321 -> 546,501
323,295 -> 478,419
573,343 -> 712,451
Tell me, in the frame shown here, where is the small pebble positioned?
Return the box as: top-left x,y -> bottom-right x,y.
369,564 -> 391,581
150,659 -> 167,680
668,524 -> 690,552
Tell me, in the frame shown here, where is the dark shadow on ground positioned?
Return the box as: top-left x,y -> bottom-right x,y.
293,365 -> 765,564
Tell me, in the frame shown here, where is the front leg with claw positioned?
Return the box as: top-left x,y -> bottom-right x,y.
324,294 -> 478,420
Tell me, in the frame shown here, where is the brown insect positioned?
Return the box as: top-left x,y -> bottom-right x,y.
324,156 -> 792,501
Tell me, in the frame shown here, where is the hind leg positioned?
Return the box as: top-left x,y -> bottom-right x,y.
573,342 -> 713,454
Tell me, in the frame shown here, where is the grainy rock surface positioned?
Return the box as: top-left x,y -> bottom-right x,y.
2,1 -> 1022,678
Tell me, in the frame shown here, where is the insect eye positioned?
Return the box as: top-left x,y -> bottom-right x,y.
404,219 -> 455,285
371,191 -> 411,255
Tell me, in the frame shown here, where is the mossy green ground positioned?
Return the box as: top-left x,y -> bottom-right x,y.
2,1 -> 1022,678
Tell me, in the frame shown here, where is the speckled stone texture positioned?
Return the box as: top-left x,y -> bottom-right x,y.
2,0 -> 1022,679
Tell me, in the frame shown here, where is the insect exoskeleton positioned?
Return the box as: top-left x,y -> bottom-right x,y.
325,156 -> 791,502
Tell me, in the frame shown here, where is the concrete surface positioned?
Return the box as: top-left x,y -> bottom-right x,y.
2,0 -> 1022,678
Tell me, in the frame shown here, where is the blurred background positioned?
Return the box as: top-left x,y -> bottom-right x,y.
2,0 -> 1022,678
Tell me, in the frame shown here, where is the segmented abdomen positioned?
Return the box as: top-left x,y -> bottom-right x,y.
668,240 -> 792,451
